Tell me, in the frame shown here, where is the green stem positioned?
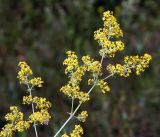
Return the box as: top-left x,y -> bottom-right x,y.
27,84 -> 39,137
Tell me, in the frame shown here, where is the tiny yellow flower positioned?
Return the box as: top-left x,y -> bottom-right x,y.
70,125 -> 83,137
97,80 -> 110,93
29,77 -> 44,87
77,111 -> 88,122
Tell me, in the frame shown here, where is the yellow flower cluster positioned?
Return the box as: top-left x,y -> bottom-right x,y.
62,125 -> 83,137
107,64 -> 130,77
17,62 -> 33,84
29,77 -> 44,87
97,80 -> 110,93
88,78 -> 95,85
23,95 -> 51,124
102,11 -> 123,37
63,51 -> 79,74
107,54 -> 152,77
69,66 -> 86,86
94,11 -> 124,57
29,110 -> 51,125
60,85 -> 90,103
82,56 -> 101,75
61,51 -> 103,103
70,125 -> 83,137
62,51 -> 89,103
124,54 -> 152,75
99,40 -> 124,57
60,85 -> 80,97
23,95 -> 51,110
5,106 -> 23,122
77,111 -> 88,122
0,106 -> 30,137
15,121 -> 30,132
17,61 -> 44,87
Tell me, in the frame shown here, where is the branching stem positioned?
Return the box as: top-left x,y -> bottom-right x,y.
27,84 -> 39,137
53,84 -> 96,137
53,53 -> 114,137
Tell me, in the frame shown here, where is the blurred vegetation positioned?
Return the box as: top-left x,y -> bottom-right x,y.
0,0 -> 159,137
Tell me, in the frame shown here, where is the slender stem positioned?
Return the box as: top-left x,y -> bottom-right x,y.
87,83 -> 96,94
102,66 -> 135,81
54,101 -> 81,137
100,54 -> 104,65
27,84 -> 39,137
103,73 -> 114,81
31,103 -> 38,137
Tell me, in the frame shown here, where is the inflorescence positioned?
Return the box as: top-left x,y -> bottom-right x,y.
59,10 -> 151,137
0,62 -> 51,137
0,10 -> 152,137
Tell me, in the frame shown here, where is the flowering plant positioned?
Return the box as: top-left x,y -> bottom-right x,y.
0,11 -> 151,137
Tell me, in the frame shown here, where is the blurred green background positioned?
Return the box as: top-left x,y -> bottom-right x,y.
0,0 -> 159,137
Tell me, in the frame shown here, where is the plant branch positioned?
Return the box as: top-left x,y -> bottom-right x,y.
53,83 -> 96,137
53,53 -> 113,137
27,84 -> 39,137
103,73 -> 115,81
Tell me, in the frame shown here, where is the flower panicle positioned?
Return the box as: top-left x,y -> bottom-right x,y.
107,54 -> 152,77
0,10 -> 152,137
17,61 -> 44,88
0,106 -> 30,137
94,11 -> 124,57
23,95 -> 52,125
77,111 -> 88,122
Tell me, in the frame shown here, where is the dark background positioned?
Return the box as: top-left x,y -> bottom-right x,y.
0,0 -> 159,137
